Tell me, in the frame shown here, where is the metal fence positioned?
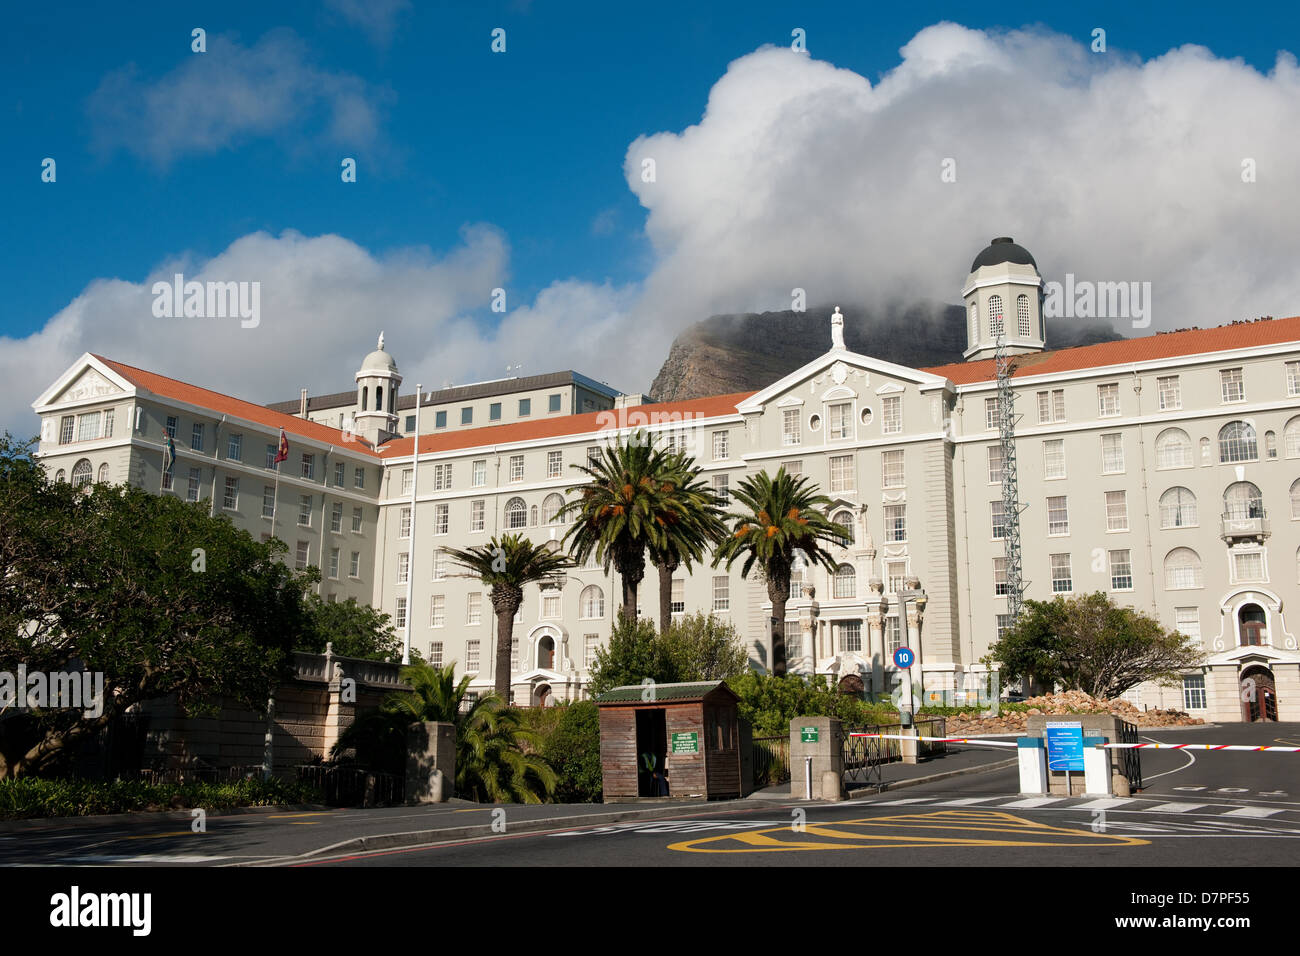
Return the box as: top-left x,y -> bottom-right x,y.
1117,720 -> 1142,792
841,717 -> 948,790
295,764 -> 405,807
752,735 -> 790,787
134,765 -> 266,786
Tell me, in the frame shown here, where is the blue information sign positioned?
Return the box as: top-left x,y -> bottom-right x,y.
1044,721 -> 1086,772
893,647 -> 914,669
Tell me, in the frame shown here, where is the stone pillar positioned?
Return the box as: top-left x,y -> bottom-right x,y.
1205,664 -> 1243,724
406,721 -> 457,804
1273,663 -> 1300,722
788,716 -> 845,800
322,658 -> 354,760
865,606 -> 883,699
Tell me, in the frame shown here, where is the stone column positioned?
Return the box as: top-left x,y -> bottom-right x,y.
1206,664 -> 1243,724
788,716 -> 845,800
1272,663 -> 1300,722
406,721 -> 457,803
865,603 -> 883,699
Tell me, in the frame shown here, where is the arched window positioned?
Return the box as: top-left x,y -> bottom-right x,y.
361,387 -> 368,412
97,463 -> 109,483
1265,430 -> 1277,459
1155,428 -> 1192,469
1285,416 -> 1300,458
376,386 -> 383,412
1223,481 -> 1263,520
968,304 -> 978,344
1291,478 -> 1300,519
790,549 -> 808,589
831,509 -> 854,547
54,469 -> 66,483
988,295 -> 1004,336
1218,421 -> 1257,463
832,563 -> 856,599
505,497 -> 527,529
1158,487 -> 1198,528
542,493 -> 564,524
580,585 -> 604,619
1164,548 -> 1203,590
1017,294 -> 1031,337
71,459 -> 93,488
529,505 -> 538,527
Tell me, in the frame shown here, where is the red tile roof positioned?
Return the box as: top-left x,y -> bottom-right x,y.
94,355 -> 380,456
922,316 -> 1300,385
379,392 -> 755,458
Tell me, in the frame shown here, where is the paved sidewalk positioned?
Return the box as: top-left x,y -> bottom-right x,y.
749,743 -> 1017,801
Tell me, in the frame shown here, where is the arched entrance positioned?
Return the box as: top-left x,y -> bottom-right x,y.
838,673 -> 865,697
533,683 -> 552,707
537,636 -> 556,670
1240,666 -> 1278,722
1239,605 -> 1268,646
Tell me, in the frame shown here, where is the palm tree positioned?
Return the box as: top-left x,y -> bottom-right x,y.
648,451 -> 728,632
712,468 -> 849,677
558,434 -> 676,619
443,534 -> 572,700
334,662 -> 557,804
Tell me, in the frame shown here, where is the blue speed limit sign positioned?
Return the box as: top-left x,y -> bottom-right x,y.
893,647 -> 914,669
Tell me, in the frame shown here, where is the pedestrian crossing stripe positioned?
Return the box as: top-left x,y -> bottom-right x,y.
867,795 -> 1292,818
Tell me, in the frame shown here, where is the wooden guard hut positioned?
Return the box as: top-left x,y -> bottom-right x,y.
594,680 -> 742,802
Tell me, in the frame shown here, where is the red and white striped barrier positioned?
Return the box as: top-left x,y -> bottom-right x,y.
849,732 -> 1300,753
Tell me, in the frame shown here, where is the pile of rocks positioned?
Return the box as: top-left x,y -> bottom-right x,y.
939,691 -> 1204,736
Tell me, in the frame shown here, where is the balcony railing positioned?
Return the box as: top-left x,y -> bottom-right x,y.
1220,509 -> 1269,541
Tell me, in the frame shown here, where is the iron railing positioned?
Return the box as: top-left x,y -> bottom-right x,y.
295,764 -> 405,806
752,735 -> 790,787
1117,720 -> 1142,792
134,764 -> 266,786
841,717 -> 948,790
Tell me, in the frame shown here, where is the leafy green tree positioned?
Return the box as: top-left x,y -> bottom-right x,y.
647,451 -> 728,632
559,435 -> 676,619
990,593 -> 1204,699
659,612 -> 750,682
295,596 -> 400,661
0,434 -> 313,778
586,614 -> 679,697
729,671 -> 895,736
334,663 -> 556,804
443,534 -> 571,699
542,701 -> 603,803
712,468 -> 848,677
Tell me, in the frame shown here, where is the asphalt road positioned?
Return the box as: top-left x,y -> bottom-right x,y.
4,723 -> 1298,868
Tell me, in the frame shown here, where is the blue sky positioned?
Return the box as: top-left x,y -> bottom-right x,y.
3,1 -> 1299,433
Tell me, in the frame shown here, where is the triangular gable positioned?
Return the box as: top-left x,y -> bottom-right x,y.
737,348 -> 949,413
32,354 -> 135,411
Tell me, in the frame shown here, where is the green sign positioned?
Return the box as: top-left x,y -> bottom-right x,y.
801,726 -> 819,743
671,732 -> 699,755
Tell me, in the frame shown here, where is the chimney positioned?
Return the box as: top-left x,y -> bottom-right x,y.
299,388 -> 308,418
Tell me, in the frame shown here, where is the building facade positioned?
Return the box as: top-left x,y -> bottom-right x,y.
30,239 -> 1300,721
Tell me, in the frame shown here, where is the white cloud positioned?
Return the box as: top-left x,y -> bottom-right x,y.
87,29 -> 388,166
13,23 -> 1300,434
322,0 -> 411,48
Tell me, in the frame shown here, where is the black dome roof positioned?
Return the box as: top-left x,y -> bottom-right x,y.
970,237 -> 1037,272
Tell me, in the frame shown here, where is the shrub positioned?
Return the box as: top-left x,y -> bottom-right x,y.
730,671 -> 896,736
542,701 -> 603,803
0,776 -> 321,820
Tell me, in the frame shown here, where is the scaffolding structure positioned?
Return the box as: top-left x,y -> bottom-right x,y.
994,330 -> 1025,620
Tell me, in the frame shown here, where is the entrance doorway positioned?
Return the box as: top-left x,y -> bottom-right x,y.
537,636 -> 555,669
1240,666 -> 1278,722
1239,605 -> 1267,646
634,709 -> 668,797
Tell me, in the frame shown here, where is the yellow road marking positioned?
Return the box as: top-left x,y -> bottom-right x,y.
289,822 -> 320,826
668,810 -> 1150,854
122,831 -> 194,840
265,812 -> 334,819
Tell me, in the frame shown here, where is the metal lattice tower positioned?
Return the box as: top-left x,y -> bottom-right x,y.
994,329 -> 1025,621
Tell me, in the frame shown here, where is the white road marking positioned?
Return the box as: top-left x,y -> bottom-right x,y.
1068,798 -> 1128,810
1145,803 -> 1209,813
1142,735 -> 1197,781
1222,807 -> 1284,818
874,798 -> 939,805
934,797 -> 1001,805
1001,797 -> 1065,808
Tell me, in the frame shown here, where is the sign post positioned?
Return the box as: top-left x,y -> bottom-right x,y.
894,647 -> 915,728
1045,720 -> 1086,795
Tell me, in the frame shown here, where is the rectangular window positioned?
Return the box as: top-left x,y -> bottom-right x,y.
191,422 -> 205,451
584,634 -> 599,667
394,597 -> 407,630
428,641 -> 444,666
165,415 -> 178,439
435,503 -> 449,535
984,397 -> 1002,431
405,415 -> 416,432
265,443 -> 277,469
549,393 -> 562,413
103,408 -> 115,438
881,449 -> 905,488
433,463 -> 452,491
1050,553 -> 1072,593
435,410 -> 447,429
397,552 -> 409,584
547,450 -> 562,478
1175,607 -> 1201,644
1037,389 -> 1065,424
519,398 -> 531,417
461,407 -> 473,425
328,548 -> 339,579
1220,367 -> 1244,403
470,499 -> 485,532
993,557 -> 1009,595
331,502 -> 343,532
712,474 -> 729,506
782,408 -> 801,446
262,486 -> 275,519
1097,383 -> 1120,417
713,430 -> 730,459
881,395 -> 902,435
885,560 -> 908,594
671,579 -> 685,615
74,412 -> 101,443
987,444 -> 1004,484
298,453 -> 313,481
712,576 -> 730,612
352,506 -> 363,533
830,455 -> 854,493
295,541 -> 309,571
223,476 -> 238,510
334,461 -> 345,487
839,621 -> 862,653
1105,491 -> 1129,532
587,446 -> 601,467
228,433 -> 242,461
886,616 -> 902,656
401,468 -> 413,494
431,548 -> 447,581
884,504 -> 907,542
472,460 -> 487,486
466,640 -> 481,671
785,621 -> 802,661
991,500 -> 1007,539
400,506 -> 411,538
298,494 -> 312,526
186,467 -> 201,502
58,415 -> 74,444
509,455 -> 524,482
430,595 -> 445,628
354,466 -> 365,489
1157,375 -> 1182,410
1101,433 -> 1125,474
1182,674 -> 1206,710
996,614 -> 1013,642
1047,495 -> 1069,535
349,551 -> 360,578
467,593 -> 482,625
1109,549 -> 1134,590
1287,361 -> 1300,397
828,404 -> 851,440
542,592 -> 562,619
1232,551 -> 1265,583
489,402 -> 502,421
1042,440 -> 1066,479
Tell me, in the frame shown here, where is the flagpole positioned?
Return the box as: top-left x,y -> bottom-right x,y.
272,458 -> 280,541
